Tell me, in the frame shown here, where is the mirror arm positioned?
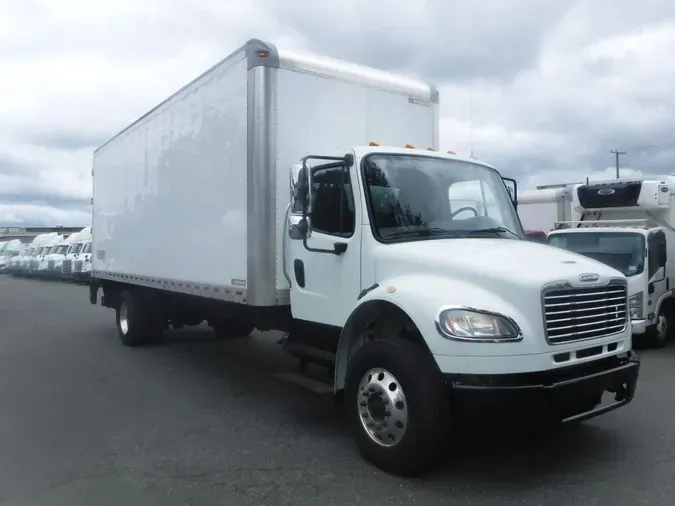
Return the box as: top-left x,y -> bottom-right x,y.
296,154 -> 352,256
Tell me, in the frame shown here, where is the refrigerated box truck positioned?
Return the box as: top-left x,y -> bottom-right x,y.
89,38 -> 640,476
546,176 -> 675,348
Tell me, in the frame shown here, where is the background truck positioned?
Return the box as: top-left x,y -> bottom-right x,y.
518,185 -> 579,232
524,230 -> 548,243
62,226 -> 91,281
546,176 -> 675,348
88,38 -> 640,476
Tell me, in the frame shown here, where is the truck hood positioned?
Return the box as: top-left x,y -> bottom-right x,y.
374,238 -> 624,289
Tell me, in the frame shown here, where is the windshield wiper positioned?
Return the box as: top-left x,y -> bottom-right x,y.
384,228 -> 462,239
467,227 -> 521,239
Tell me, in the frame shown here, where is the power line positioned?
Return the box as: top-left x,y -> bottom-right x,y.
610,149 -> 627,178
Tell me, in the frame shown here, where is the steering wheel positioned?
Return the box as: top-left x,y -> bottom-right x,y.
451,206 -> 478,218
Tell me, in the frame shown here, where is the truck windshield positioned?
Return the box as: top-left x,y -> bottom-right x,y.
361,154 -> 522,242
547,232 -> 645,277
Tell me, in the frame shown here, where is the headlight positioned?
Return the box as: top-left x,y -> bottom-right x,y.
436,307 -> 522,342
629,292 -> 643,320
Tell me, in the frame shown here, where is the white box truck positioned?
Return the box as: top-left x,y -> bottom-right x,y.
518,185 -> 579,232
545,176 -> 675,348
88,39 -> 640,476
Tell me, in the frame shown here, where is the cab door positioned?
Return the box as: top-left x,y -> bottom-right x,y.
647,230 -> 669,313
286,161 -> 363,328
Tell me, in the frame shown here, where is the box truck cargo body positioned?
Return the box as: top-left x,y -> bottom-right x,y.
89,39 -> 639,476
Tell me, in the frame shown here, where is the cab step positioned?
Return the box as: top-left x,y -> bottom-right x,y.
272,372 -> 334,395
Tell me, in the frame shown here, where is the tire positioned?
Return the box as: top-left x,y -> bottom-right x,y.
210,319 -> 255,339
116,289 -> 163,347
344,338 -> 449,476
646,307 -> 671,348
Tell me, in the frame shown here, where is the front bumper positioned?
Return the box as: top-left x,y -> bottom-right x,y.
631,319 -> 648,335
445,350 -> 640,424
73,271 -> 91,282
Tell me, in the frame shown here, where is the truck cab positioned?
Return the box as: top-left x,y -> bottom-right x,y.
547,176 -> 674,347
285,146 -> 638,437
73,239 -> 92,283
37,235 -> 65,278
2,240 -> 22,274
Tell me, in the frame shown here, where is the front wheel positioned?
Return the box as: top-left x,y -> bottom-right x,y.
647,307 -> 671,348
344,338 -> 449,476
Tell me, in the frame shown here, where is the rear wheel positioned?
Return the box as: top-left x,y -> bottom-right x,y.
116,289 -> 164,347
344,338 -> 449,476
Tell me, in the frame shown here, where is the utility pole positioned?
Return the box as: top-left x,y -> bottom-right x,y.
610,149 -> 626,178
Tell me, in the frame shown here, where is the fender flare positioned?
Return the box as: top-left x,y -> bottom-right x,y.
333,292 -> 431,393
654,290 -> 673,321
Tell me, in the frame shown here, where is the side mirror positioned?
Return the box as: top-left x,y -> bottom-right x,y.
659,241 -> 668,267
290,164 -> 311,213
502,177 -> 518,209
297,166 -> 310,212
288,164 -> 311,240
290,164 -> 303,212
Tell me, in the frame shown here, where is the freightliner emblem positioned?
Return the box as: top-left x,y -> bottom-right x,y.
579,273 -> 600,282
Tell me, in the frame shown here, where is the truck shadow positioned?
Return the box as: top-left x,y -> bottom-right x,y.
140,326 -> 626,486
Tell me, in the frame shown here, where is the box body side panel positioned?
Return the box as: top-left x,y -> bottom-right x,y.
92,55 -> 249,299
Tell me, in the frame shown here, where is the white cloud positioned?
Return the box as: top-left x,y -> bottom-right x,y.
0,204 -> 90,227
1,0 -> 675,225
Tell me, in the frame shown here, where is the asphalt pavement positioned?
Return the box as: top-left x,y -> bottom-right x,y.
0,275 -> 674,505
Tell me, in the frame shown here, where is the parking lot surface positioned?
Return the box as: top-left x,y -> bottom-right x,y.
0,275 -> 674,505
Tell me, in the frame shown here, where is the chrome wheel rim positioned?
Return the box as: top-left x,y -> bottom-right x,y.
357,367 -> 408,447
657,312 -> 669,342
119,301 -> 129,335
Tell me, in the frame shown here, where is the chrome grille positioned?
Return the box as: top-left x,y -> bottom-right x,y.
543,282 -> 628,344
62,260 -> 72,274
74,260 -> 83,272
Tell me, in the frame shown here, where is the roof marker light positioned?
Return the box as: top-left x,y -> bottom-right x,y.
447,150 -> 456,155
426,147 -> 435,151
405,144 -> 415,149
368,141 -> 380,146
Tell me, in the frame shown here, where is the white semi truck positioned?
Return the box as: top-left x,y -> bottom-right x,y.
62,226 -> 91,281
88,39 -> 640,476
544,176 -> 675,348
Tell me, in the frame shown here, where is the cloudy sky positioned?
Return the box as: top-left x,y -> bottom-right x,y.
1,0 -> 674,226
